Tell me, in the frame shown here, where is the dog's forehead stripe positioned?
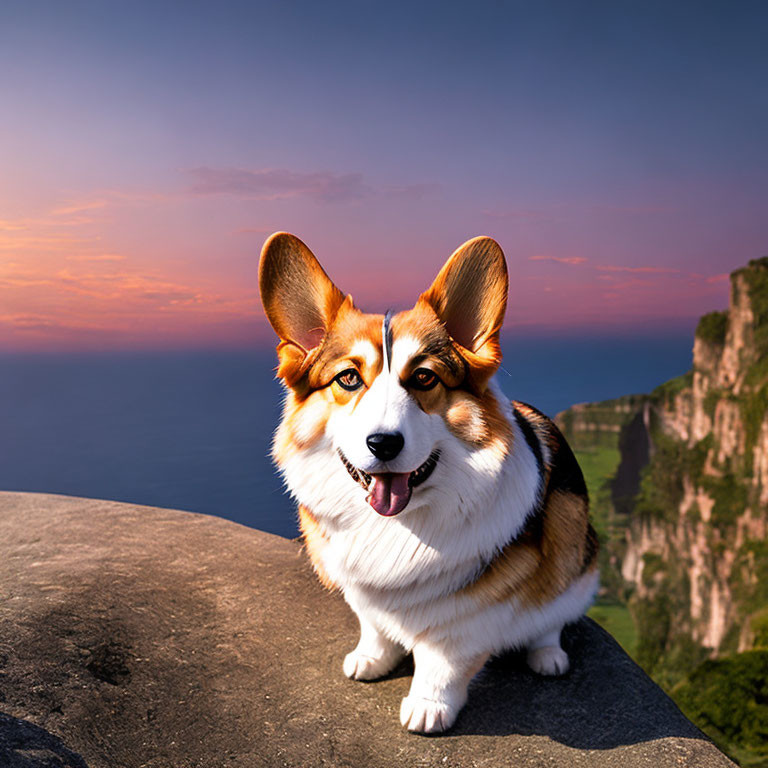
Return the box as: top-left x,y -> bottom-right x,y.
382,310 -> 393,372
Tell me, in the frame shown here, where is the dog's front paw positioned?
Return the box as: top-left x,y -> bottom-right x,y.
343,650 -> 396,681
527,645 -> 570,676
399,695 -> 459,734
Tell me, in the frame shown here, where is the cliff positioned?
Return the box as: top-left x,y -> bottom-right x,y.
0,491 -> 731,768
557,257 -> 768,765
557,394 -> 651,597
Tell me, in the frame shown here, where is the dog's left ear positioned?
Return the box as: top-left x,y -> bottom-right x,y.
420,236 -> 508,384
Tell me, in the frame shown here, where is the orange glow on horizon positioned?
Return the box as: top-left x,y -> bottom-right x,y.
0,189 -> 737,352
0,196 -> 264,351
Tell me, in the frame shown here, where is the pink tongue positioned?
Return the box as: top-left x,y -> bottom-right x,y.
367,472 -> 412,517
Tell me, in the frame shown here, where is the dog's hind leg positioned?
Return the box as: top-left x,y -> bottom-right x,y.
526,626 -> 569,676
343,614 -> 405,681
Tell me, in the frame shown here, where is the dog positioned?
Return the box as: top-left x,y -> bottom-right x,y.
259,232 -> 599,733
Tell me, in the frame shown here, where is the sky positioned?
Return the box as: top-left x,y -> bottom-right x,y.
1,0 -> 767,351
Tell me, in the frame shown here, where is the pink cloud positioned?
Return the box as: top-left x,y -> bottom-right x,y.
0,220 -> 30,231
529,255 -> 588,265
0,276 -> 54,288
187,167 -> 436,204
0,233 -> 98,251
234,226 -> 273,236
482,208 -> 550,221
608,279 -> 656,290
51,200 -> 108,216
67,253 -> 126,262
187,167 -> 372,202
382,183 -> 439,200
586,203 -> 677,215
596,265 -> 680,274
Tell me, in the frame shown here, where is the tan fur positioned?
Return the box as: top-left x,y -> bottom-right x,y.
444,398 -> 487,443
298,505 -> 337,590
462,490 -> 597,608
443,389 -> 513,460
272,389 -> 329,468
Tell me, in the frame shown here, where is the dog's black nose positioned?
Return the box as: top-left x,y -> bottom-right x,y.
366,432 -> 404,461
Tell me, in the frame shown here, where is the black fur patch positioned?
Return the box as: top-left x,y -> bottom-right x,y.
513,406 -> 544,479
547,427 -> 588,498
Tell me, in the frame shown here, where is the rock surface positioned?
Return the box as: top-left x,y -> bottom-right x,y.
0,492 -> 733,767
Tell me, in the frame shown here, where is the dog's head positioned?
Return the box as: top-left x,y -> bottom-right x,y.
259,232 -> 509,518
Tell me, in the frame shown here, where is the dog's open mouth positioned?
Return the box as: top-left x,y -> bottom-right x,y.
338,449 -> 441,517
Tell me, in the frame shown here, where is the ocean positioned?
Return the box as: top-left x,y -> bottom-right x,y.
0,335 -> 692,539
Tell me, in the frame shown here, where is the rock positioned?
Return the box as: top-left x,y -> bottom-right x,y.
0,492 -> 733,767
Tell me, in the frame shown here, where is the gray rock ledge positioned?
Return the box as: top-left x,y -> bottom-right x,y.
0,492 -> 733,768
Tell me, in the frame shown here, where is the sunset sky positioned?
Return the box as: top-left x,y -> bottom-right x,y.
1,0 -> 767,351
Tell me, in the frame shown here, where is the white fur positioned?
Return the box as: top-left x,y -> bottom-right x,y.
389,335 -> 422,373
343,613 -> 405,680
276,361 -> 598,734
349,339 -> 379,370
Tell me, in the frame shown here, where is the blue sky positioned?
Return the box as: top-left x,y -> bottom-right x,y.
1,0 -> 766,349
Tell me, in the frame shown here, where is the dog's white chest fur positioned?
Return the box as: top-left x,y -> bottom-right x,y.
281,384 -> 595,656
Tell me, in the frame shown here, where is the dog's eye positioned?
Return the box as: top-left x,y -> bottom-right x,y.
335,369 -> 363,391
409,368 -> 439,391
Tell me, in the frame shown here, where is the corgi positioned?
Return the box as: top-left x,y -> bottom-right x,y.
259,232 -> 599,734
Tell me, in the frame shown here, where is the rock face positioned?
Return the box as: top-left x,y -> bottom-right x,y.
560,258 -> 768,672
0,492 -> 731,768
624,261 -> 768,663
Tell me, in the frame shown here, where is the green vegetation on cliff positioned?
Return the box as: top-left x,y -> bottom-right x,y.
675,651 -> 768,768
739,256 -> 768,359
697,311 -> 729,346
633,432 -> 686,523
743,385 -> 768,470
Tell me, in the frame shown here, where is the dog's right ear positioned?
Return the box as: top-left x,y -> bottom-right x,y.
259,232 -> 345,350
419,236 -> 508,391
